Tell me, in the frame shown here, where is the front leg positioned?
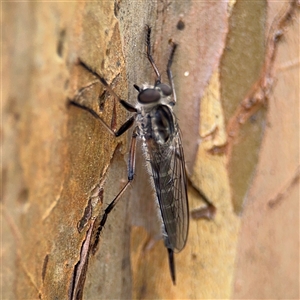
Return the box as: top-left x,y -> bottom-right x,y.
69,59 -> 137,137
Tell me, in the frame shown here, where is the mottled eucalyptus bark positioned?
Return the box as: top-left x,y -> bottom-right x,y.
2,1 -> 299,299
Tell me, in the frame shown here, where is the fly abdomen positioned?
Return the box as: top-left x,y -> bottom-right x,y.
148,144 -> 179,247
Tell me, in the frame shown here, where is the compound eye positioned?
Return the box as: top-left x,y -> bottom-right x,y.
157,83 -> 172,96
138,88 -> 161,104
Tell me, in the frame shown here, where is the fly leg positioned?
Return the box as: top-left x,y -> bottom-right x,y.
166,41 -> 178,104
70,100 -> 136,137
145,25 -> 161,85
145,25 -> 178,104
69,59 -> 138,137
100,127 -> 137,222
69,60 -> 138,249
91,127 -> 138,252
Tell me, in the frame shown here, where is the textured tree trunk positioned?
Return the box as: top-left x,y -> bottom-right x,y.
2,1 -> 299,299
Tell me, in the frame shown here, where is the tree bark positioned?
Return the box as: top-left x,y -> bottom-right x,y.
2,1 -> 299,299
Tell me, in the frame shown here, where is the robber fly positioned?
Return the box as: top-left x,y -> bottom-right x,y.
70,25 -> 189,285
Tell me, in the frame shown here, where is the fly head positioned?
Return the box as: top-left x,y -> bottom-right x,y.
137,82 -> 173,105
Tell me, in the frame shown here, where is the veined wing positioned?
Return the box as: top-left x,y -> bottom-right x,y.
146,129 -> 189,252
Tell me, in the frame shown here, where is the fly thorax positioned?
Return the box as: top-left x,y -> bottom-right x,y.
150,105 -> 175,145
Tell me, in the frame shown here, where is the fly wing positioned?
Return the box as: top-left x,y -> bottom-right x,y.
146,131 -> 189,252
